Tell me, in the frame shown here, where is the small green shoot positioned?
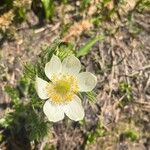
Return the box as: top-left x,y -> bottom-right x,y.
80,0 -> 91,11
86,123 -> 106,145
136,0 -> 150,12
124,129 -> 140,141
41,0 -> 55,20
119,81 -> 133,106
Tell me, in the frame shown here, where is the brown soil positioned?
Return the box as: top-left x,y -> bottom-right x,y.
0,2 -> 150,150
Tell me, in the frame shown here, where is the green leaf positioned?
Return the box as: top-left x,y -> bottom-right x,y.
76,36 -> 105,57
86,91 -> 96,103
61,0 -> 68,4
41,0 -> 54,19
124,129 -> 139,141
80,0 -> 91,10
25,111 -> 50,141
103,0 -> 112,6
5,85 -> 20,107
18,8 -> 26,20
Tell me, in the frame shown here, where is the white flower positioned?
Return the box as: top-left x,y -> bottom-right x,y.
35,55 -> 97,122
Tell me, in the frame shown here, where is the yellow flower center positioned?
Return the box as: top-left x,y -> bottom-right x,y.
46,74 -> 79,104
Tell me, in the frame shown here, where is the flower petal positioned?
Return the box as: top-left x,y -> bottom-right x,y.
43,100 -> 64,122
62,55 -> 81,75
35,76 -> 49,99
63,95 -> 84,121
45,55 -> 62,80
77,72 -> 97,92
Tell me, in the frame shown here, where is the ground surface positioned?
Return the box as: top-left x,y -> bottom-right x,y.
0,0 -> 150,150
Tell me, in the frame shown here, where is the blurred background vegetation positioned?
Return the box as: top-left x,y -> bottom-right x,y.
0,0 -> 150,149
